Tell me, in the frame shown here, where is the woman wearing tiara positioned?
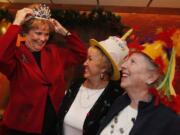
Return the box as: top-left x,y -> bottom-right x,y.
0,4 -> 86,135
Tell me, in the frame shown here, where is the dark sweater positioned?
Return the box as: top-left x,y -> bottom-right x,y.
97,94 -> 180,135
57,79 -> 123,135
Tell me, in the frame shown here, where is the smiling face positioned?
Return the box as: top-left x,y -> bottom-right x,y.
121,53 -> 159,90
23,19 -> 54,52
25,24 -> 50,52
83,46 -> 110,80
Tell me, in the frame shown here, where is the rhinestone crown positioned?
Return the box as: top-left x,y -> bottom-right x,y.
33,4 -> 51,19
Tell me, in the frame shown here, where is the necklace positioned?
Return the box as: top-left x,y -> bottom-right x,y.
86,88 -> 103,99
78,85 -> 104,108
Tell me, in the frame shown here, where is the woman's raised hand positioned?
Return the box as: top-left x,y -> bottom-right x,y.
13,8 -> 33,25
49,19 -> 70,36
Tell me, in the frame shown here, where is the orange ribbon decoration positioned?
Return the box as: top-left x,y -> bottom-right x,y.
16,34 -> 26,47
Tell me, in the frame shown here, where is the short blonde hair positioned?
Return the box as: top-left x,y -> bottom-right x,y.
92,46 -> 113,79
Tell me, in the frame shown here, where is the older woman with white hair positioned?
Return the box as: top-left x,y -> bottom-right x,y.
97,36 -> 180,135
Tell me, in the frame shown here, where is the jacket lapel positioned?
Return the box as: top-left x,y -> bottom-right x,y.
97,94 -> 130,134
129,99 -> 155,135
19,45 -> 49,83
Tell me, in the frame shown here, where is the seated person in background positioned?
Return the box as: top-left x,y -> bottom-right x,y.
97,33 -> 180,135
57,30 -> 132,135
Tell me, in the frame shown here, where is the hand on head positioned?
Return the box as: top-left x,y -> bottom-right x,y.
13,8 -> 33,25
49,18 -> 69,36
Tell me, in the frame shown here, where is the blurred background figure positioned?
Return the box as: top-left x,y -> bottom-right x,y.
0,4 -> 86,135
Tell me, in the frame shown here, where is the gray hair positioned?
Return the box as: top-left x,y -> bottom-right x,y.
141,53 -> 164,87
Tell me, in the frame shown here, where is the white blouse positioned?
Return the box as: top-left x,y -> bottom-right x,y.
100,105 -> 138,135
63,85 -> 104,135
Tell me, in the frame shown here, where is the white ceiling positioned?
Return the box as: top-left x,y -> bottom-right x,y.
0,0 -> 180,8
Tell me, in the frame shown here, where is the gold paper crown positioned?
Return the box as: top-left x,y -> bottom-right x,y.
128,29 -> 180,113
33,4 -> 51,19
142,41 -> 176,97
142,41 -> 169,73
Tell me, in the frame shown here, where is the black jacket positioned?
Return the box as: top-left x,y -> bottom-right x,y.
97,94 -> 180,135
57,79 -> 123,135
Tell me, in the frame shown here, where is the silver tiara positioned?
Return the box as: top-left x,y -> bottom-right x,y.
33,4 -> 51,19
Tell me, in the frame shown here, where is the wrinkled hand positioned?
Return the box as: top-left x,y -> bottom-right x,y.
13,8 -> 33,25
49,19 -> 69,36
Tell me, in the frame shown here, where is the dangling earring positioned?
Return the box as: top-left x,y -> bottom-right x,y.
100,73 -> 104,80
146,81 -> 152,86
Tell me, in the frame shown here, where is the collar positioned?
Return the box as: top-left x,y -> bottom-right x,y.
111,94 -> 156,116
